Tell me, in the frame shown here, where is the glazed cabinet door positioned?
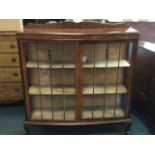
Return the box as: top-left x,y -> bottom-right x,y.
80,41 -> 134,119
22,40 -> 135,122
24,42 -> 77,121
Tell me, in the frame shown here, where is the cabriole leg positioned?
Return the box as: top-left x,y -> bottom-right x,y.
24,124 -> 31,134
125,121 -> 132,135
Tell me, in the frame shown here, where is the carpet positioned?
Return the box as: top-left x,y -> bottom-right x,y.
0,103 -> 150,135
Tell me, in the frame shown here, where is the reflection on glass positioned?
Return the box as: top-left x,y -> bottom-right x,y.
26,43 -> 76,120
81,42 -> 131,119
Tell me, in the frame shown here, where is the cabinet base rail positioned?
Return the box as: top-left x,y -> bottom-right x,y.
24,118 -> 132,134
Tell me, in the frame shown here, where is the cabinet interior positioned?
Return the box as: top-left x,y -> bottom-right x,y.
25,41 -> 133,121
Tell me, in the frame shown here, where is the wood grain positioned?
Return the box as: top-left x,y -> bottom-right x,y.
0,83 -> 23,98
0,40 -> 18,52
0,53 -> 20,67
0,68 -> 21,82
0,33 -> 23,104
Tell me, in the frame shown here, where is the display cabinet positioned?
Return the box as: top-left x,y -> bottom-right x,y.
17,22 -> 139,134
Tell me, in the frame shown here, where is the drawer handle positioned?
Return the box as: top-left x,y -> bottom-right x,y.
14,88 -> 20,92
11,58 -> 16,63
10,44 -> 16,49
13,72 -> 18,77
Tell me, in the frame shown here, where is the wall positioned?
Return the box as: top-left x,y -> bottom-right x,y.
0,19 -> 23,31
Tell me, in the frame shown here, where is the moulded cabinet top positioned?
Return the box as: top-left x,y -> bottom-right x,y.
17,22 -> 139,41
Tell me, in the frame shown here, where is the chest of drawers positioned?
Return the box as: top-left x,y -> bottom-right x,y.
0,32 -> 23,104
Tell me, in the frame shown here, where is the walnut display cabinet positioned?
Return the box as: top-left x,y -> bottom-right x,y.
17,22 -> 139,134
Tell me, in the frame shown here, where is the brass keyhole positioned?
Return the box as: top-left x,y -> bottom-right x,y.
10,44 -> 16,49
13,72 -> 18,77
11,58 -> 16,63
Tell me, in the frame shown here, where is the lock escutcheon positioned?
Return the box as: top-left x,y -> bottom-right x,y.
10,44 -> 16,49
11,58 -> 16,63
13,72 -> 18,77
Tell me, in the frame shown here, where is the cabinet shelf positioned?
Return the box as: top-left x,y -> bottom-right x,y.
26,60 -> 130,69
29,84 -> 127,95
83,60 -> 130,68
32,110 -> 75,120
31,107 -> 125,120
82,108 -> 125,119
26,62 -> 75,69
83,85 -> 127,94
29,86 -> 75,95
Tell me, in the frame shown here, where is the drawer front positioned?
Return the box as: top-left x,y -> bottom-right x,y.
0,53 -> 20,67
0,68 -> 21,82
0,40 -> 18,52
0,83 -> 23,98
0,35 -> 16,41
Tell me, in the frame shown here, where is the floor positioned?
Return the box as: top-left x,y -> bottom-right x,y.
0,103 -> 150,135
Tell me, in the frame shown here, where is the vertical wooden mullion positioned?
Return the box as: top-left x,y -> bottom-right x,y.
36,43 -> 43,120
125,40 -> 138,116
62,43 -> 66,120
122,41 -> 129,117
92,42 -> 95,118
114,41 -> 121,117
75,42 -> 82,120
48,45 -> 54,120
103,42 -> 109,118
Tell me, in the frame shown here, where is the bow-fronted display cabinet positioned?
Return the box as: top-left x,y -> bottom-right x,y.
17,22 -> 139,134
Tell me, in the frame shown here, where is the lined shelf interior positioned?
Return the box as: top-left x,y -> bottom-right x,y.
31,108 -> 125,120
29,84 -> 127,95
26,60 -> 130,69
26,41 -> 132,121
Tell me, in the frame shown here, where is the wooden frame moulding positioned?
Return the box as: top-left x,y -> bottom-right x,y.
18,40 -> 31,121
125,40 -> 138,117
75,42 -> 82,120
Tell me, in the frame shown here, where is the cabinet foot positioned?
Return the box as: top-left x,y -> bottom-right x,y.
125,122 -> 132,135
24,124 -> 31,134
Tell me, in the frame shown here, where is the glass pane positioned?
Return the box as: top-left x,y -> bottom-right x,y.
26,42 -> 76,121
81,42 -> 131,119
